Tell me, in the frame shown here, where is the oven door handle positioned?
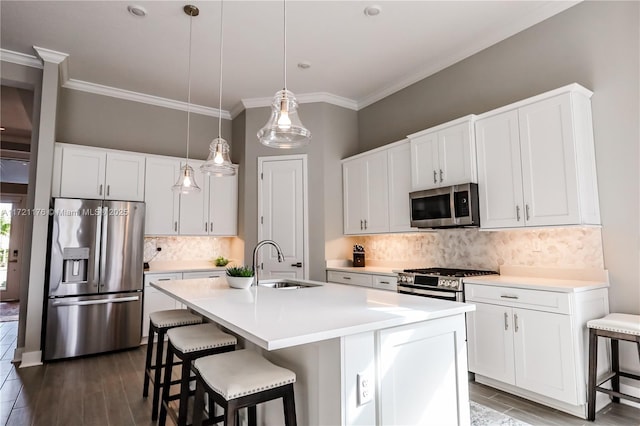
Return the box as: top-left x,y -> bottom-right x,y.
397,285 -> 459,300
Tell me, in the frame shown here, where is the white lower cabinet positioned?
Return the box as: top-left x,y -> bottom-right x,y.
142,273 -> 182,338
182,271 -> 225,279
465,282 -> 610,417
326,270 -> 397,292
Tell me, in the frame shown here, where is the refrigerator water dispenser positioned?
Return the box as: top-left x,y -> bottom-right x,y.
62,247 -> 90,283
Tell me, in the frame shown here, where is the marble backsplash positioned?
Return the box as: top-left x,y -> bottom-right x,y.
144,236 -> 235,263
350,227 -> 604,271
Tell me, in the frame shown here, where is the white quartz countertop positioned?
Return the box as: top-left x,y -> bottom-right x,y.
325,266 -> 399,276
144,260 -> 227,274
464,274 -> 609,293
151,277 -> 474,350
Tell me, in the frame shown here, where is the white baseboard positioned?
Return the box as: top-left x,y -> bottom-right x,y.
620,380 -> 640,409
19,350 -> 43,368
12,346 -> 24,364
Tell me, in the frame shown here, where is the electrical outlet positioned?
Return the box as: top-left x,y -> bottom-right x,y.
357,372 -> 373,406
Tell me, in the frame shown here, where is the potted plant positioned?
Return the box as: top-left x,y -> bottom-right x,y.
225,265 -> 254,289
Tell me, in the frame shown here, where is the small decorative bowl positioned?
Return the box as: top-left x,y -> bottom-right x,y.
226,276 -> 254,289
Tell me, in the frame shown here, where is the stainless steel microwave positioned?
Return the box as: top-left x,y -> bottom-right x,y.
409,183 -> 480,228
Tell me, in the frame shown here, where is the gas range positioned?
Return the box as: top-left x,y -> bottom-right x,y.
397,267 -> 498,301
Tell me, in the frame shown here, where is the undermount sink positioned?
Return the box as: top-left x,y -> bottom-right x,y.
258,279 -> 319,290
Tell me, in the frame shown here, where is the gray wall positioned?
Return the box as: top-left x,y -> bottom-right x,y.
235,103 -> 358,282
358,1 -> 640,316
56,88 -> 232,159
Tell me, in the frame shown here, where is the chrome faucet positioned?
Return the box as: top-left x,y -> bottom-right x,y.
252,240 -> 285,285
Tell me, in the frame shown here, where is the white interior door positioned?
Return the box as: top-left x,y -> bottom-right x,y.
258,156 -> 307,280
0,196 -> 26,301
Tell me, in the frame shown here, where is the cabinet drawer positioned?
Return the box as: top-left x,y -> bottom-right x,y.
183,271 -> 224,279
372,275 -> 398,291
465,284 -> 570,314
144,273 -> 182,287
327,271 -> 372,287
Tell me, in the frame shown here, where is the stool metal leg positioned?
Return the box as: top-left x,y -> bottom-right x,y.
587,328 -> 598,421
178,354 -> 192,426
283,384 -> 297,426
152,329 -> 166,421
143,322 -> 155,398
611,338 -> 620,403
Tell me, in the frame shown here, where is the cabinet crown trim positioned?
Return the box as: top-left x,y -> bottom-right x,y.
406,114 -> 477,140
341,138 -> 409,163
476,83 -> 593,120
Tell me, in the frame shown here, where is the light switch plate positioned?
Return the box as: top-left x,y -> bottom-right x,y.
357,372 -> 373,406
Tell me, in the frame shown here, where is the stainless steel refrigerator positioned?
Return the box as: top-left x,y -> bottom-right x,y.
44,198 -> 145,360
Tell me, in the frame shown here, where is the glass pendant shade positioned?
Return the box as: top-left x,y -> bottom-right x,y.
172,163 -> 201,194
258,89 -> 311,148
201,137 -> 235,176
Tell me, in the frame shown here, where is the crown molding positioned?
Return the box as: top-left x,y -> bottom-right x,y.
229,102 -> 246,119
241,91 -> 358,114
33,46 -> 68,65
357,0 -> 581,109
0,49 -> 43,69
63,78 -> 232,120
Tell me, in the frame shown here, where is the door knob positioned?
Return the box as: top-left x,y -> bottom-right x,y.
291,262 -> 302,267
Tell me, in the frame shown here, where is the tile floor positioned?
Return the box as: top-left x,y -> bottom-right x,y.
0,320 -> 638,426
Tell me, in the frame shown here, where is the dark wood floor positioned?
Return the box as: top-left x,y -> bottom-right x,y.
0,320 -> 639,425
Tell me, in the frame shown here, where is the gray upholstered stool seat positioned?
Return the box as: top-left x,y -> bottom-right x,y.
150,309 -> 202,328
192,349 -> 297,426
167,323 -> 238,354
587,313 -> 640,421
143,309 -> 203,421
587,313 -> 640,336
159,324 -> 237,426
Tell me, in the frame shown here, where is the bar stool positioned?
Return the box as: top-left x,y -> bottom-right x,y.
159,323 -> 237,426
192,349 -> 297,426
587,313 -> 640,421
143,309 -> 203,420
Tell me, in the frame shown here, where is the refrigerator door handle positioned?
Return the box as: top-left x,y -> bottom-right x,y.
51,295 -> 140,307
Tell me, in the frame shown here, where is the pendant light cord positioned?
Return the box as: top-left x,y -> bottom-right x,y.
283,0 -> 287,90
218,0 -> 224,139
185,11 -> 194,164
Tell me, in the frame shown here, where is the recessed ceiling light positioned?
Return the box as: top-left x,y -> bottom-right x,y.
127,5 -> 147,17
298,61 -> 311,70
363,5 -> 381,17
0,127 -> 5,131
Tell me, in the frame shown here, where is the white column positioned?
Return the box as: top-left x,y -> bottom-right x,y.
20,47 -> 68,368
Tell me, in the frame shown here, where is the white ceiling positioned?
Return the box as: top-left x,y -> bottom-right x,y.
1,1 -> 578,114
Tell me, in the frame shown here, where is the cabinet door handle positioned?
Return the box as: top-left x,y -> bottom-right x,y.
106,185 -> 110,196
504,312 -> 509,331
174,221 -> 178,232
514,313 -> 519,332
439,169 -> 443,183
291,262 -> 302,268
360,220 -> 363,230
433,170 -> 437,184
525,204 -> 530,221
364,219 -> 367,229
343,276 -> 352,280
500,294 -> 519,299
379,281 -> 390,284
99,184 -> 103,196
516,205 -> 521,221
210,222 -> 214,232
205,222 -> 208,232
158,278 -> 171,281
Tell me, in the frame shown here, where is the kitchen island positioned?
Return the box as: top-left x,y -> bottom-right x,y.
151,277 -> 475,425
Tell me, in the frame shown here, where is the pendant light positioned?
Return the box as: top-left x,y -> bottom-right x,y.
257,0 -> 311,148
201,0 -> 235,177
173,4 -> 201,194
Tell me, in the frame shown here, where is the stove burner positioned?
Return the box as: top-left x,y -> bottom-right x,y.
403,267 -> 497,277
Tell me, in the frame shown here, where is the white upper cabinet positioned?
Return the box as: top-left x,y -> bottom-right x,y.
343,150 -> 390,235
179,161 -> 239,236
208,171 -> 238,236
55,144 -> 145,201
476,84 -> 600,229
144,156 -> 181,235
408,116 -> 477,191
387,140 -> 414,233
